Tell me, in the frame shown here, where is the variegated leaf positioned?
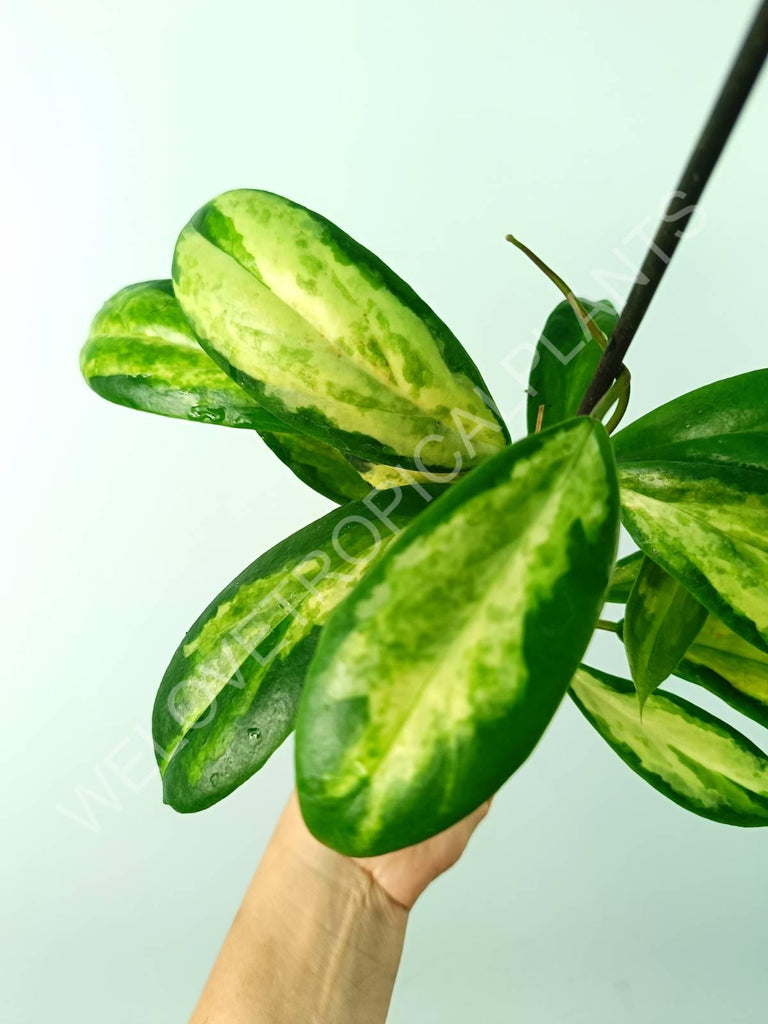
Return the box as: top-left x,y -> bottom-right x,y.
527,298 -> 618,433
344,454 -> 457,492
172,189 -> 509,471
624,557 -> 707,708
571,665 -> 768,826
154,485 -> 437,812
81,280 -> 283,431
676,615 -> 768,729
81,279 -> 401,504
296,418 -> 619,855
619,460 -> 768,653
614,369 -> 768,653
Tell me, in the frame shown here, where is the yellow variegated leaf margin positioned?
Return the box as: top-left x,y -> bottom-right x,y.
81,280 -> 283,430
624,556 -> 707,708
154,485 -> 438,812
344,453 -> 458,492
571,665 -> 768,826
296,417 -> 619,855
172,188 -> 510,472
676,615 -> 768,729
619,461 -> 768,654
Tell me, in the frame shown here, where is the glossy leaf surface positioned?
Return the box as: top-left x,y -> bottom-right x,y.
81,279 -> 388,504
173,189 -> 509,471
624,557 -> 707,707
571,665 -> 768,826
619,460 -> 768,653
526,298 -> 618,433
81,280 -> 283,430
296,418 -> 619,855
259,430 -> 371,504
613,369 -> 768,471
154,486 -> 436,812
614,370 -> 768,652
676,615 -> 768,729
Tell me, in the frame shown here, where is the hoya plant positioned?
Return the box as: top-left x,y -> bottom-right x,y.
80,9 -> 768,855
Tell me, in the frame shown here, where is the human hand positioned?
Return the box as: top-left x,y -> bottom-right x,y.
351,798 -> 491,909
277,791 -> 491,911
190,794 -> 491,1023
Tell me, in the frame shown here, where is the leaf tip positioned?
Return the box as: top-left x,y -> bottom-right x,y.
637,692 -> 648,722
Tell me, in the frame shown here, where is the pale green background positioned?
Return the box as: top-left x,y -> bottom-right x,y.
2,0 -> 767,1020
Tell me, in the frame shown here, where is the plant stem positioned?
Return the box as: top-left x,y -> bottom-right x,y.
603,371 -> 632,435
578,0 -> 768,416
506,234 -> 608,350
590,367 -> 632,433
596,618 -> 621,634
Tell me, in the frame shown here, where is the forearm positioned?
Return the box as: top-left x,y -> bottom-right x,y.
190,795 -> 408,1024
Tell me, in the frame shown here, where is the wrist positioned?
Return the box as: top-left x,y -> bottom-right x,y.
266,792 -> 407,918
190,794 -> 408,1024
243,795 -> 407,1022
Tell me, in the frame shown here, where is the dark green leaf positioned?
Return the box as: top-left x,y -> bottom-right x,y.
259,431 -> 371,504
526,298 -> 618,434
624,557 -> 707,708
613,369 -> 768,471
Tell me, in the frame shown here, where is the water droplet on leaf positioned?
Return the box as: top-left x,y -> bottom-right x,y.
189,405 -> 226,424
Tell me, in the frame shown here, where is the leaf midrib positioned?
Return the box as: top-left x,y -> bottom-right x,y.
192,224 -> 471,427
352,431 -> 597,803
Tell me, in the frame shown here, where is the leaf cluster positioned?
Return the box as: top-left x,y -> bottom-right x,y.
81,189 -> 768,852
